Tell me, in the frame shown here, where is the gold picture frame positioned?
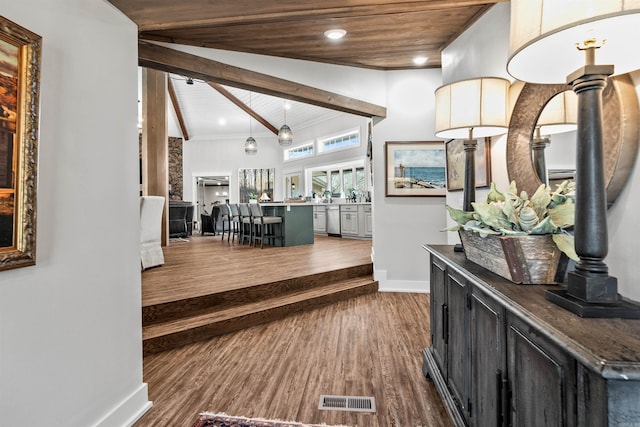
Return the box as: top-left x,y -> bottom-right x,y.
0,17 -> 41,271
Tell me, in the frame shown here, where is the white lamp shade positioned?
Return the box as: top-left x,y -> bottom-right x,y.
538,89 -> 578,135
434,77 -> 510,139
508,0 -> 640,83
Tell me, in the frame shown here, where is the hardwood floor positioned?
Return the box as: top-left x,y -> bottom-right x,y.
136,234 -> 451,427
142,234 -> 374,307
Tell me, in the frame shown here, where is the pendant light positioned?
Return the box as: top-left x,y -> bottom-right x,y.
278,100 -> 293,146
244,92 -> 257,155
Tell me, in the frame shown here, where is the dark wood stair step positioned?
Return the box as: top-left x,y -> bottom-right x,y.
142,263 -> 373,325
143,276 -> 378,355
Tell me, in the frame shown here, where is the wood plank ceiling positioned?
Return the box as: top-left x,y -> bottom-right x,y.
119,0 -> 506,141
108,0 -> 505,70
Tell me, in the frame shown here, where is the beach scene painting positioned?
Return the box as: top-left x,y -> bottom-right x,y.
385,141 -> 446,197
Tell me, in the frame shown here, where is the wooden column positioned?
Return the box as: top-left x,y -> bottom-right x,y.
142,68 -> 169,246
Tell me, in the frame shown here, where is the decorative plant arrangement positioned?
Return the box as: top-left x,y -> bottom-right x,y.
445,180 -> 577,284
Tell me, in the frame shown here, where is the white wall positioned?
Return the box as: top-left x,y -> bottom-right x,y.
0,1 -> 150,426
440,3 -> 512,245
372,69 -> 449,292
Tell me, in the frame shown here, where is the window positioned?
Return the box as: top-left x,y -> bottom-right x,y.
355,167 -> 366,191
317,129 -> 360,154
331,170 -> 341,195
284,143 -> 314,161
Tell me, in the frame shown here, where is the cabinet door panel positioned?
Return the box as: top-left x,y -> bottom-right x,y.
447,270 -> 469,420
430,256 -> 447,375
508,316 -> 576,427
471,288 -> 506,427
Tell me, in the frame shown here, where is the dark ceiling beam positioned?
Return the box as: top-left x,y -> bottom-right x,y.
138,41 -> 387,119
167,77 -> 190,141
208,82 -> 279,135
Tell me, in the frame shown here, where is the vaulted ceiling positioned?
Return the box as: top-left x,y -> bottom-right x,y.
115,0 -> 505,140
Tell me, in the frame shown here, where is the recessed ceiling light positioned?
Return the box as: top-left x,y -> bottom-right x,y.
413,56 -> 428,66
324,29 -> 346,40
218,118 -> 226,126
284,102 -> 292,110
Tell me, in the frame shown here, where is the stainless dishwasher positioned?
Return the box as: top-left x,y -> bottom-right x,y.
326,205 -> 341,236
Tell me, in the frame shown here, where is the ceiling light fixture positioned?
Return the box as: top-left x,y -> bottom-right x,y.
245,92 -> 257,155
186,77 -> 194,85
324,29 -> 346,40
278,99 -> 293,147
413,56 -> 428,66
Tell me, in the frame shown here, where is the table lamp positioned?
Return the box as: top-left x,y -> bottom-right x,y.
507,0 -> 640,318
435,77 -> 510,212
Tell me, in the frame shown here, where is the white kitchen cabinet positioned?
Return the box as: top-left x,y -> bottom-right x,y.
340,205 -> 359,236
313,205 -> 326,234
362,205 -> 372,237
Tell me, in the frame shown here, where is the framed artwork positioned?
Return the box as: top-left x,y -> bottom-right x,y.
0,17 -> 41,271
385,141 -> 446,197
445,137 -> 492,191
239,168 -> 275,202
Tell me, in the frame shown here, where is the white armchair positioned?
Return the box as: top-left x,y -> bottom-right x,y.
140,196 -> 165,270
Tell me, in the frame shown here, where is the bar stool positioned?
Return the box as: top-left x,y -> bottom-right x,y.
228,203 -> 240,243
218,204 -> 230,241
238,203 -> 253,245
249,203 -> 283,249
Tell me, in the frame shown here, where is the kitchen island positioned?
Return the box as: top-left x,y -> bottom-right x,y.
259,203 -> 314,246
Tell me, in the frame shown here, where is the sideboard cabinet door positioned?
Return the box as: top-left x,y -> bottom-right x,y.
447,269 -> 470,423
470,287 -> 507,427
507,314 -> 576,427
430,255 -> 448,375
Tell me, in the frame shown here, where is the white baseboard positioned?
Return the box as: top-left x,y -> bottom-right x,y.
94,383 -> 152,427
374,268 -> 430,293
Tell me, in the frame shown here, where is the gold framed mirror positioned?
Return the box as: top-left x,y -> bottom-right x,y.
506,73 -> 639,207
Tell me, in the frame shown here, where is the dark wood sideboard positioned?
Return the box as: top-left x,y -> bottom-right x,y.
422,244 -> 640,427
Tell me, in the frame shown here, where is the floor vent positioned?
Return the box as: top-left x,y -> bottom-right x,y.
318,395 -> 376,413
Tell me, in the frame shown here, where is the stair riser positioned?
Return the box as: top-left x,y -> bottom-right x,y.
143,264 -> 373,325
143,281 -> 378,355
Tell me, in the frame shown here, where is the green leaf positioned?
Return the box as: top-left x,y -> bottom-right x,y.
486,182 -> 505,203
465,225 -> 501,236
529,216 -> 558,235
509,180 -> 518,195
502,196 -> 520,228
552,233 -> 579,261
530,184 -> 551,220
446,205 -> 476,227
547,202 -> 575,228
498,228 -> 527,236
471,202 -> 514,231
441,225 -> 461,232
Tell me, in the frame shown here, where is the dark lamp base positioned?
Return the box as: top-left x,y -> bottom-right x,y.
546,290 -> 640,319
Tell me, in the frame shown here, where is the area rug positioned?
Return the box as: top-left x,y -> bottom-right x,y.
192,412 -> 350,427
